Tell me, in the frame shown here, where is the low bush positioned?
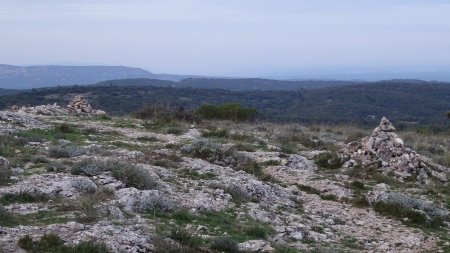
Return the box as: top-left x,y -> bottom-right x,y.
182,140 -> 236,165
72,179 -> 97,194
140,193 -> 174,213
46,161 -> 66,173
72,159 -> 157,190
48,143 -> 86,158
109,163 -> 158,190
211,237 -> 238,253
71,159 -> 108,176
314,152 -> 343,170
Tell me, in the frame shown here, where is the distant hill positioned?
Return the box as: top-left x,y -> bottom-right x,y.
0,88 -> 19,96
0,64 -> 194,89
1,81 -> 449,127
93,78 -> 358,90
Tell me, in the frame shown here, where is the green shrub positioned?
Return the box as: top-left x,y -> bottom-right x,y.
314,152 -> 343,170
211,237 -> 238,253
196,103 -> 258,122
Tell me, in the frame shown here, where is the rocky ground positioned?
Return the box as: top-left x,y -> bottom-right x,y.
1,103 -> 450,253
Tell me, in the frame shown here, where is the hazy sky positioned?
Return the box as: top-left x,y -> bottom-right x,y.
1,0 -> 450,77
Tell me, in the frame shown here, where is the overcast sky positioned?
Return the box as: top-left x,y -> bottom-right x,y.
1,0 -> 449,77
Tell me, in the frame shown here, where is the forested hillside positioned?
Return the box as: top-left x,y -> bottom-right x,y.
1,81 -> 449,127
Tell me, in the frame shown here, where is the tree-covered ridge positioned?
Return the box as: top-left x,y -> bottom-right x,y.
0,81 -> 449,127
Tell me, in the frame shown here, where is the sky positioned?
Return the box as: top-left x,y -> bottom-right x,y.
1,0 -> 450,78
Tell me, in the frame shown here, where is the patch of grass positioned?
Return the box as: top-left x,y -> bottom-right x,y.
18,233 -> 109,253
320,194 -> 338,201
314,152 -> 343,170
279,141 -> 298,154
169,228 -> 203,249
211,237 -> 238,253
202,128 -> 229,138
342,237 -> 364,250
274,245 -> 302,253
221,185 -> 250,205
352,195 -> 370,208
54,123 -> 76,134
237,161 -> 263,177
180,170 -> 217,180
311,225 -> 324,233
0,205 -> 23,226
136,136 -> 159,142
234,143 -> 256,152
244,222 -> 275,239
0,191 -> 49,205
374,201 -> 427,225
166,127 -> 185,135
296,184 -> 321,195
351,180 -> 365,190
0,163 -> 12,186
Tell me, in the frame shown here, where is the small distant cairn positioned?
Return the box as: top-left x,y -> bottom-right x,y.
67,95 -> 106,115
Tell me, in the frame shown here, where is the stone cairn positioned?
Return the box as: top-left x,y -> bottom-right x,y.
67,95 -> 92,114
67,95 -> 106,115
344,117 -> 448,184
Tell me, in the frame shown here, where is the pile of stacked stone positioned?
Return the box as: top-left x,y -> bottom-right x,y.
67,95 -> 106,115
67,95 -> 93,114
12,103 -> 67,115
344,117 -> 448,184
